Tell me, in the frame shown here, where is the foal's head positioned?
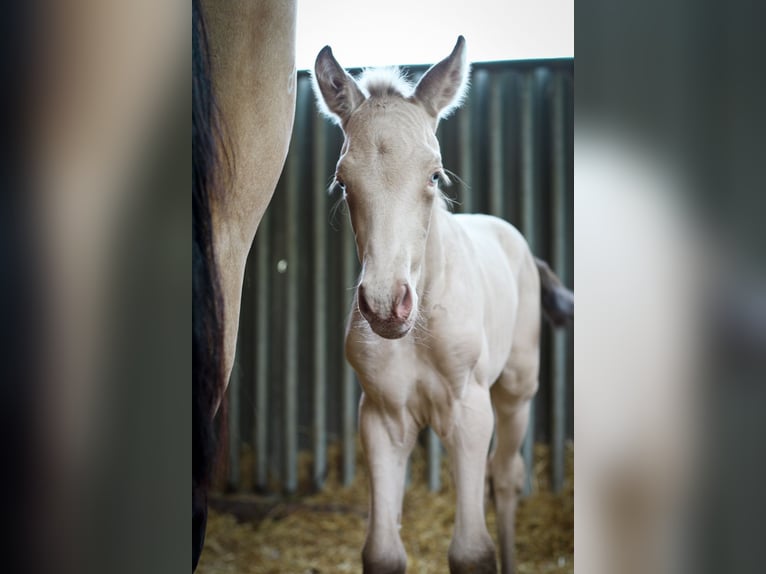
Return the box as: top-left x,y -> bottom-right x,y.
313,37 -> 469,339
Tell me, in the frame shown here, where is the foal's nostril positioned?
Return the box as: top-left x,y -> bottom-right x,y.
357,285 -> 372,318
393,284 -> 413,320
359,283 -> 412,327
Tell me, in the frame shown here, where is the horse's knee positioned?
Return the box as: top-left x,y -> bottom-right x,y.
448,536 -> 497,574
493,373 -> 537,410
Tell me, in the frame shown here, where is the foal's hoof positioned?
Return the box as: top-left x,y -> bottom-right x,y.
448,546 -> 498,574
362,556 -> 407,574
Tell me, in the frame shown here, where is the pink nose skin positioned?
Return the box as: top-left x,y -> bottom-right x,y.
357,284 -> 373,321
357,283 -> 413,324
393,283 -> 412,320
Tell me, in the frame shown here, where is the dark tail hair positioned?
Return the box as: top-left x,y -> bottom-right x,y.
193,0 -> 225,568
535,257 -> 574,327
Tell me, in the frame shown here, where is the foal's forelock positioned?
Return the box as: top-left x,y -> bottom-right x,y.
357,67 -> 414,99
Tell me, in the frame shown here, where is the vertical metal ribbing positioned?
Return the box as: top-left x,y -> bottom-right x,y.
283,206 -> 299,493
520,71 -> 537,496
283,84 -> 305,494
227,354 -> 241,489
486,76 -> 500,488
254,214 -> 271,491
488,75 -> 504,218
312,111 -> 328,491
405,457 -> 412,488
457,100 -> 474,214
550,73 -> 568,493
342,207 -> 357,486
427,428 -> 441,492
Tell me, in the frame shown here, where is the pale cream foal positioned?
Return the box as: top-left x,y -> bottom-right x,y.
313,36 -> 572,574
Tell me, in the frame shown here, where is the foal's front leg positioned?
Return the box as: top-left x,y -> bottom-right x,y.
444,383 -> 497,574
359,393 -> 418,574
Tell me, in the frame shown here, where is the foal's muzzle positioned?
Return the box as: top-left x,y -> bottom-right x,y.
357,282 -> 414,339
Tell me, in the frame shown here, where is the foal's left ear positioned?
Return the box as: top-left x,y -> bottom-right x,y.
413,36 -> 469,120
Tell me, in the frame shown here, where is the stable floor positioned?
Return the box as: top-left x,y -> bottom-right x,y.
197,442 -> 573,573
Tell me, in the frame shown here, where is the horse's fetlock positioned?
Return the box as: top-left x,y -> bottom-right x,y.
362,541 -> 407,574
448,541 -> 497,574
362,553 -> 407,574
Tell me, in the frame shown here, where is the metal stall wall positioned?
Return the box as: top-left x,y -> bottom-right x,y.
225,59 -> 573,496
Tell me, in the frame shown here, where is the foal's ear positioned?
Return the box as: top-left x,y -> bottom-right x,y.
414,36 -> 469,120
313,46 -> 366,126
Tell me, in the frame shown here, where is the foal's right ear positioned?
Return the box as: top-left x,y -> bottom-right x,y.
312,46 -> 366,126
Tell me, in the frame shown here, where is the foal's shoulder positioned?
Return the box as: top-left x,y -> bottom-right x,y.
453,213 -> 527,246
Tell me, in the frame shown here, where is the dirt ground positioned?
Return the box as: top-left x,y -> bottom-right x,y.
197,441 -> 573,573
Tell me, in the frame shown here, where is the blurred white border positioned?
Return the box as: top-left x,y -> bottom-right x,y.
296,0 -> 574,69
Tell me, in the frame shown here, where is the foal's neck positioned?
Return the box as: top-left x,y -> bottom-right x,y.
420,203 -> 452,304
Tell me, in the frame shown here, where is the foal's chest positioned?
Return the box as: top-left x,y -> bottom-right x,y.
347,317 -> 489,432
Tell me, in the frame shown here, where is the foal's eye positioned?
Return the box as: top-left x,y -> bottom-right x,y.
335,178 -> 346,192
429,172 -> 440,185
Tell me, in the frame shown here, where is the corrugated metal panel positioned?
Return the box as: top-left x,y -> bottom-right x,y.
225,59 -> 573,495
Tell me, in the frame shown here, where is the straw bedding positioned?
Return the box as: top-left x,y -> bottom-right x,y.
197,441 -> 573,573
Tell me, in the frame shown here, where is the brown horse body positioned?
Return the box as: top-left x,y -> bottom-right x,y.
194,1 -> 296,569
203,0 -> 297,384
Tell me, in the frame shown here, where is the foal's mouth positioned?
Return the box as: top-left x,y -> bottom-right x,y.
364,315 -> 415,340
